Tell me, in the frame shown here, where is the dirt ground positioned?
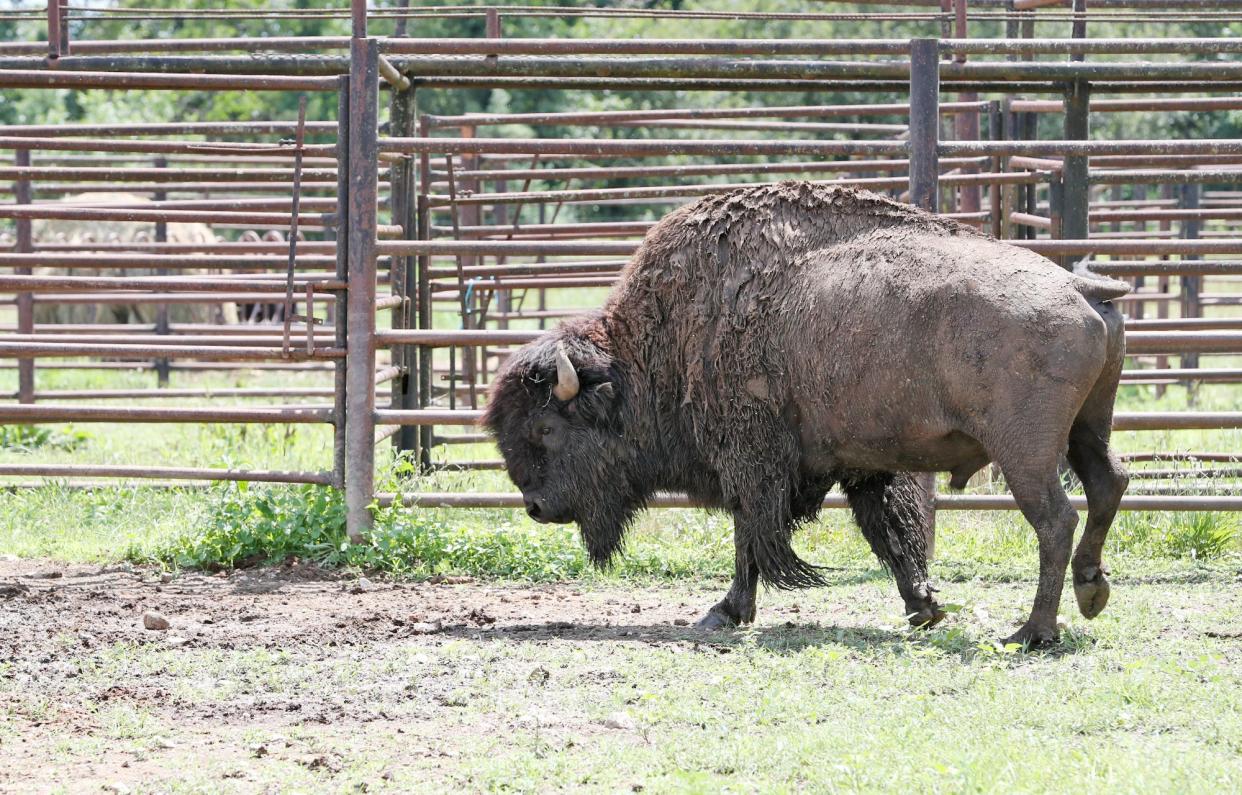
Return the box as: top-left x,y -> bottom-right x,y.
0,557 -> 755,793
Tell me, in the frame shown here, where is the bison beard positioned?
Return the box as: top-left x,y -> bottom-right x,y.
554,443 -> 643,570
484,182 -> 1129,647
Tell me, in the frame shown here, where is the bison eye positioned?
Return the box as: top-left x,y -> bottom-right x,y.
540,426 -> 553,436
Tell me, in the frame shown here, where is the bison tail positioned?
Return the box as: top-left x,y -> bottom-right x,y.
753,534 -> 829,590
1070,258 -> 1131,302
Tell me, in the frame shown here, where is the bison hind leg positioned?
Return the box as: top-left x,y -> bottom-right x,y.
843,472 -> 944,629
1066,417 -> 1128,621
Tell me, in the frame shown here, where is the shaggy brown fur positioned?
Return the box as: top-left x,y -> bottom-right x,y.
486,182 -> 1130,646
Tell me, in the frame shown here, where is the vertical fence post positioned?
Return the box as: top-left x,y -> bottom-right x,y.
57,0 -> 69,54
1180,183 -> 1202,380
909,39 -> 940,213
390,11 -> 420,458
333,75 -> 350,496
908,37 -> 939,559
1071,0 -> 1088,51
46,0 -> 65,59
388,79 -> 415,455
14,150 -> 34,405
951,0 -> 980,217
1060,79 -> 1090,270
988,100 -> 1004,239
1155,183 -> 1172,397
345,36 -> 379,541
401,141 -> 421,458
154,156 -> 170,387
1021,112 -> 1038,239
416,115 -> 433,471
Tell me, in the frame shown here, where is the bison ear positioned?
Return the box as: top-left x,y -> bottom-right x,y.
573,381 -> 618,424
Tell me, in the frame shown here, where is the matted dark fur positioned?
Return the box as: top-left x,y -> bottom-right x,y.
484,182 -> 1130,645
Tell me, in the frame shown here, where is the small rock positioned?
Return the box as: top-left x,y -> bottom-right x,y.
300,754 -> 340,772
143,611 -> 170,631
527,666 -> 550,685
428,574 -> 473,585
160,572 -> 174,584
603,711 -> 637,731
673,618 -> 689,627
102,784 -> 132,795
408,620 -> 442,635
165,636 -> 190,648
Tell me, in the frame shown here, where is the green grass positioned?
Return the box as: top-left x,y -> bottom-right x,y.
0,473 -> 1235,589
1,307 -> 1241,793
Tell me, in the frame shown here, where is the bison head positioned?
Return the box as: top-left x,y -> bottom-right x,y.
483,332 -> 640,567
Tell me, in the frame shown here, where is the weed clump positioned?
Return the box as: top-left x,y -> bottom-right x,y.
0,425 -> 91,453
157,483 -> 591,579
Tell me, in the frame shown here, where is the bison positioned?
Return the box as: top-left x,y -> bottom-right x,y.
484,182 -> 1129,647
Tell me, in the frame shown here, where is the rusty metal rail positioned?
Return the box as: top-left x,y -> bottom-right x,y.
1,7 -> 1242,536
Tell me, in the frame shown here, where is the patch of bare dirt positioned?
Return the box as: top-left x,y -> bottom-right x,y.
0,558 -> 729,659
0,558 -> 774,792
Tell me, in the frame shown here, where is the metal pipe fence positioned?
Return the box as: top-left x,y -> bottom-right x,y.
0,2 -> 1240,537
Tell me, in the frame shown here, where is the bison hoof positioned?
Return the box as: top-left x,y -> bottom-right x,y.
694,611 -> 736,631
1002,621 -> 1059,650
1073,565 -> 1111,620
906,604 -> 947,630
695,598 -> 750,631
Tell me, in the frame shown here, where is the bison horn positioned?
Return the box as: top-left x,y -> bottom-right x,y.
553,342 -> 580,401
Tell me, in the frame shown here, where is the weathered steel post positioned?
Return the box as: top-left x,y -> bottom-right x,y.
14,150 -> 33,405
908,37 -> 940,558
333,75 -> 351,496
389,76 -> 420,457
1061,79 -> 1091,270
416,115 -> 434,471
345,30 -> 380,540
46,0 -> 69,59
952,0 -> 981,217
154,156 -> 170,387
909,39 -> 940,213
988,100 -> 1004,239
1180,183 -> 1202,380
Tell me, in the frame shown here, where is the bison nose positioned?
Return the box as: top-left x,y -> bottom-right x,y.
525,496 -> 546,522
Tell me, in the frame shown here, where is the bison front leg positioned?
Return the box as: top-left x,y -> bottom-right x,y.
843,473 -> 945,629
695,519 -> 759,630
